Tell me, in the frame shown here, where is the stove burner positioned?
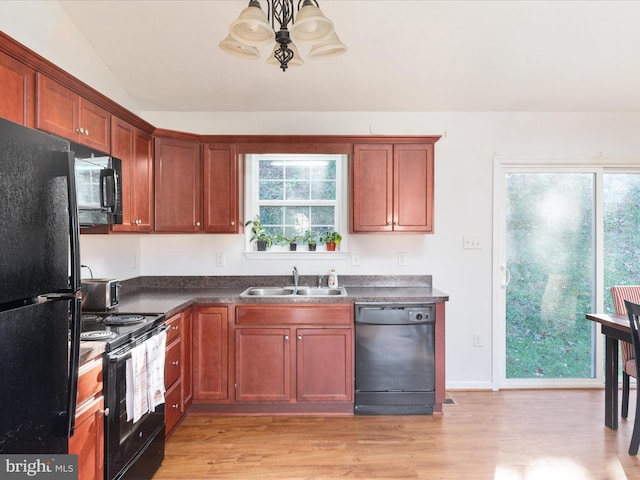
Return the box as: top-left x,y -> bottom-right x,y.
81,314 -> 100,323
81,330 -> 118,341
103,314 -> 145,326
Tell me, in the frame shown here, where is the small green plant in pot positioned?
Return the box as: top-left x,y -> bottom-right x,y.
285,233 -> 301,251
245,215 -> 271,251
321,230 -> 342,251
304,229 -> 318,251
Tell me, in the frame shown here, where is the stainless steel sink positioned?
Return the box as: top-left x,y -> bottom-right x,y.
295,287 -> 346,296
240,286 -> 347,297
241,287 -> 296,296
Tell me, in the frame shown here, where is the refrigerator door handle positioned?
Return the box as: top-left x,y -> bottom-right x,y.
65,296 -> 81,437
67,152 -> 81,293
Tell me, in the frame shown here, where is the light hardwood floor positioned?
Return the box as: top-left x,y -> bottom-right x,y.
153,390 -> 640,479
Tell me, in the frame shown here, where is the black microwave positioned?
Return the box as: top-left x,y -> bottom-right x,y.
74,153 -> 123,226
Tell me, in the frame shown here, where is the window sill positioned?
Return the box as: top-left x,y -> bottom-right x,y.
244,250 -> 348,260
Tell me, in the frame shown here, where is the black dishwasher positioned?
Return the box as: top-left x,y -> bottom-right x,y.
354,303 -> 435,415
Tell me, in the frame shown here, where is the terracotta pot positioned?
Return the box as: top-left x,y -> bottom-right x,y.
326,242 -> 336,251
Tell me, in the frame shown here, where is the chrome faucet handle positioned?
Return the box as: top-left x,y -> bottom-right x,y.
317,275 -> 323,288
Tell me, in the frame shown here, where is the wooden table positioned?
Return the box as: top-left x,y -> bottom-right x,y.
586,312 -> 631,430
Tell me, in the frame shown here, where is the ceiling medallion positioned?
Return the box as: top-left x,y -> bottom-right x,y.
219,0 -> 347,72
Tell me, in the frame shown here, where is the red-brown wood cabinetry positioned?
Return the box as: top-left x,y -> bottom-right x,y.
164,310 -> 192,438
192,306 -> 229,401
36,73 -> 110,152
351,143 -> 434,233
234,305 -> 353,406
0,50 -> 35,127
154,137 -> 203,232
204,143 -> 241,233
111,116 -> 153,231
69,356 -> 104,480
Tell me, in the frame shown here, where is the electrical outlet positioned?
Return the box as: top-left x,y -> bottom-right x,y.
351,253 -> 360,266
473,332 -> 482,347
463,235 -> 482,249
398,252 -> 407,266
216,253 -> 226,268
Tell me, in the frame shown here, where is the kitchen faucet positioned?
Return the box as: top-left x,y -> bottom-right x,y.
293,266 -> 299,288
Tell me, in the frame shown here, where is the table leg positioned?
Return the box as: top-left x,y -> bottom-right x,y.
604,334 -> 619,430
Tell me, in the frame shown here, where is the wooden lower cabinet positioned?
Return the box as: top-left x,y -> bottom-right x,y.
69,356 -> 104,480
164,309 -> 192,438
192,306 -> 229,401
234,305 -> 353,408
235,326 -> 352,403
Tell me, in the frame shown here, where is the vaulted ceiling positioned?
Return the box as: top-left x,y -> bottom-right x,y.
58,1 -> 640,113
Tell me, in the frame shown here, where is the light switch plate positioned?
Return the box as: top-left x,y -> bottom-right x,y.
463,236 -> 481,249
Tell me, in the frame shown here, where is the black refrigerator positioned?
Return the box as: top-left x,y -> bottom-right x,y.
0,118 -> 81,453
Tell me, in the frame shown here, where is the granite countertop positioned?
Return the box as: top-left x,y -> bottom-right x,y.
106,275 -> 449,319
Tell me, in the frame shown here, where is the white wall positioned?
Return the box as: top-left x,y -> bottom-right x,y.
4,1 -> 640,389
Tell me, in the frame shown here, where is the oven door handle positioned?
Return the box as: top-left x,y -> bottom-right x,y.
107,325 -> 169,364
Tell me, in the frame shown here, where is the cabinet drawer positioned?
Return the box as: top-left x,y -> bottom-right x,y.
165,313 -> 183,344
236,304 -> 353,326
165,380 -> 182,435
165,338 -> 181,388
77,357 -> 103,406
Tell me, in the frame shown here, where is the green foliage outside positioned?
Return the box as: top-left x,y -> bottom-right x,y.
506,173 -> 640,379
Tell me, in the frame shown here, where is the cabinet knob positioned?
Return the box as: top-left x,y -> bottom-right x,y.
195,221 -> 201,227
102,407 -> 110,417
284,335 -> 289,341
230,221 -> 235,226
172,325 -> 179,331
387,222 -> 392,225
297,335 -> 302,341
85,129 -> 89,136
172,403 -> 180,409
172,360 -> 179,366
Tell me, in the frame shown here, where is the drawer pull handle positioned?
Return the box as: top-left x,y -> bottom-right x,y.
172,360 -> 180,366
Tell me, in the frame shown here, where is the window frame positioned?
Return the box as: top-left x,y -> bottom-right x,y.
244,153 -> 349,258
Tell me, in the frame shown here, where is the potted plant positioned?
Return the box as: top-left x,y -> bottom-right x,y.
244,215 -> 271,251
285,233 -> 301,251
321,230 -> 342,251
304,229 -> 318,251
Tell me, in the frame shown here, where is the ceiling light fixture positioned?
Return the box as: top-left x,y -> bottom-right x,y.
219,0 -> 347,72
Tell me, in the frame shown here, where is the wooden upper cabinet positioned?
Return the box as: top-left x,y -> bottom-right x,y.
36,73 -> 110,152
154,137 -> 203,232
0,51 -> 35,127
203,143 -> 241,233
351,143 -> 434,233
111,117 -> 154,232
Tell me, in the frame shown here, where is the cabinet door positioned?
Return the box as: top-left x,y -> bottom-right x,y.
0,51 -> 35,127
77,97 -> 110,152
36,73 -> 79,140
393,144 -> 434,232
203,143 -> 240,233
351,144 -> 394,232
111,118 -> 154,232
69,395 -> 104,480
235,328 -> 291,402
193,307 -> 228,401
296,328 -> 353,402
154,137 -> 203,232
36,74 -> 110,152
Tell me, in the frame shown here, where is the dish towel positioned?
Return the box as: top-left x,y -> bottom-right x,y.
146,329 -> 167,410
125,342 -> 149,423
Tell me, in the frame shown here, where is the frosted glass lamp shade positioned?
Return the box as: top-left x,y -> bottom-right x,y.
308,32 -> 347,59
267,42 -> 304,67
219,34 -> 260,60
229,4 -> 274,46
290,2 -> 334,44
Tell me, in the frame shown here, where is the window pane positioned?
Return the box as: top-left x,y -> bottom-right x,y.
259,206 -> 283,226
259,161 -> 283,179
603,173 -> 640,312
259,180 -> 283,200
311,181 -> 336,200
310,206 -> 335,226
505,173 -> 595,379
285,180 -> 310,200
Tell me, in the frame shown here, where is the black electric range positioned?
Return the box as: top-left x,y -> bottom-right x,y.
79,312 -> 166,351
